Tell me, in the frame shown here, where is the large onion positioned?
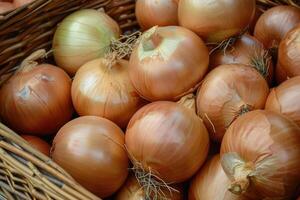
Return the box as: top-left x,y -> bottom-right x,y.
178,0 -> 255,43
0,61 -> 73,135
189,155 -> 249,200
135,0 -> 178,30
21,135 -> 50,156
129,26 -> 209,101
71,58 -> 146,128
51,116 -> 128,198
265,76 -> 300,127
53,9 -> 120,75
196,64 -> 269,142
221,110 -> 300,200
254,6 -> 300,50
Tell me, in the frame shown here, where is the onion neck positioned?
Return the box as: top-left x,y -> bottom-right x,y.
239,104 -> 253,116
18,49 -> 47,73
177,94 -> 196,113
142,26 -> 163,51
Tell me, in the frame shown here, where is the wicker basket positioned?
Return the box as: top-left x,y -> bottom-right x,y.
0,0 -> 299,199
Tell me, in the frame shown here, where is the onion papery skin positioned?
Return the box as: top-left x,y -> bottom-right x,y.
221,110 -> 300,200
0,64 -> 73,136
129,26 -> 209,101
196,64 -> 269,143
21,135 -> 50,156
210,34 -> 274,85
51,116 -> 129,198
0,2 -> 14,13
53,9 -> 120,76
178,0 -> 255,43
254,6 -> 300,50
277,26 -> 300,82
71,58 -> 146,128
135,0 -> 178,30
265,76 -> 300,127
189,155 -> 249,200
125,101 -> 209,183
115,174 -> 184,200
249,6 -> 263,34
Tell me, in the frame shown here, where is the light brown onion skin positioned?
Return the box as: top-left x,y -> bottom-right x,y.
71,58 -> 146,128
277,26 -> 300,82
196,64 -> 269,142
125,101 -> 209,183
221,110 -> 300,200
189,155 -> 249,200
254,6 -> 300,50
0,2 -> 14,13
178,0 -> 255,43
265,76 -> 300,127
21,135 -> 50,156
135,0 -> 178,30
129,26 -> 209,101
0,64 -> 73,135
51,116 -> 129,198
115,174 -> 184,200
210,34 -> 274,85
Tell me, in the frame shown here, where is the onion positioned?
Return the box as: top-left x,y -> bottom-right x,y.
0,2 -> 14,13
189,155 -> 249,200
115,174 -> 184,200
196,64 -> 269,142
53,9 -> 120,75
21,135 -> 50,156
254,6 -> 300,50
51,116 -> 128,198
129,26 -> 209,101
135,0 -> 178,30
210,34 -> 274,85
125,95 -> 209,196
178,0 -> 255,43
265,76 -> 300,127
0,57 -> 73,136
14,0 -> 34,8
249,6 -> 263,34
277,26 -> 300,82
220,110 -> 300,200
71,58 -> 146,128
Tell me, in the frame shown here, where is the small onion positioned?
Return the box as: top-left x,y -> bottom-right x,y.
196,64 -> 269,142
71,58 -> 146,128
189,155 -> 249,200
0,62 -> 73,136
254,6 -> 300,50
14,0 -> 34,8
178,0 -> 255,43
277,26 -> 300,82
210,34 -> 274,84
135,0 -> 178,30
129,26 -> 209,101
21,135 -> 50,156
53,9 -> 120,75
51,116 -> 129,198
221,110 -> 300,200
0,2 -> 14,13
265,76 -> 300,127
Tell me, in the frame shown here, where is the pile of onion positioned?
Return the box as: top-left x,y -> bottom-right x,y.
129,26 -> 209,101
53,9 -> 120,75
51,116 -> 129,198
221,110 -> 300,200
196,64 -> 269,142
71,58 -> 146,128
135,0 -> 178,30
265,76 -> 300,127
21,135 -> 50,156
178,0 -> 255,43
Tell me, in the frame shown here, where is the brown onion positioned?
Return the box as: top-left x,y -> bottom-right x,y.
0,2 -> 14,13
196,64 -> 269,142
210,34 -> 274,84
254,6 -> 300,50
0,60 -> 73,135
135,0 -> 178,30
71,58 -> 145,128
221,110 -> 300,199
129,26 -> 209,101
21,135 -> 50,156
178,0 -> 255,43
51,116 -> 128,198
189,155 -> 249,200
265,76 -> 300,127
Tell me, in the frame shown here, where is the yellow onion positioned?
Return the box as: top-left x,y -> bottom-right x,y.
53,9 -> 120,75
71,58 -> 146,128
129,26 -> 209,101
